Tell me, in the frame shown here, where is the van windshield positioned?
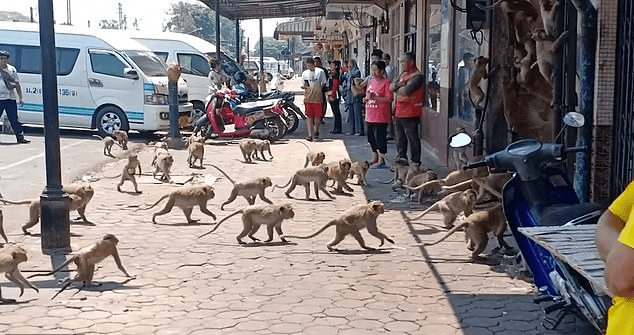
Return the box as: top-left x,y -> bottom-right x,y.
122,50 -> 167,77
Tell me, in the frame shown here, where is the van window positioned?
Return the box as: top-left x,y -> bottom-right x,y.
123,50 -> 167,77
0,43 -> 79,76
154,51 -> 168,63
177,53 -> 210,77
90,51 -> 128,77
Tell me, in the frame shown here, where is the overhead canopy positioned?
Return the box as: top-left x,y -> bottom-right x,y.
198,0 -> 327,20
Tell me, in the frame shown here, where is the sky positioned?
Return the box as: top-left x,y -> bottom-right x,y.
4,0 -> 285,49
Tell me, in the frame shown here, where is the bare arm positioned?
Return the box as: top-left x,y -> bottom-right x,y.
14,82 -> 23,103
595,210 -> 625,261
397,74 -> 424,96
606,240 -> 634,297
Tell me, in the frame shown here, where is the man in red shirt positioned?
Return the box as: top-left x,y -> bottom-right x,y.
391,52 -> 424,165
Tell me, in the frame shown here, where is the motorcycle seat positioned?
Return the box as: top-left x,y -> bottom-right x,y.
233,100 -> 275,115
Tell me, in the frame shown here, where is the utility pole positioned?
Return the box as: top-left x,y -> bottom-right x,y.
66,0 -> 71,25
118,3 -> 123,29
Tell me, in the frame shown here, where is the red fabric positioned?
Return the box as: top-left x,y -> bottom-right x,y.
330,78 -> 339,100
395,70 -> 424,118
304,102 -> 324,118
365,77 -> 392,124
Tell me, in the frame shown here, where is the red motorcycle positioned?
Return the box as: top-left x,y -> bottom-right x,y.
193,90 -> 287,141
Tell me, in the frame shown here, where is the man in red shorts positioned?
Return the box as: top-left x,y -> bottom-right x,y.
301,58 -> 327,141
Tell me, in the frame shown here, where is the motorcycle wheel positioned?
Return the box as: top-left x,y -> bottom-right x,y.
264,117 -> 286,141
283,106 -> 300,133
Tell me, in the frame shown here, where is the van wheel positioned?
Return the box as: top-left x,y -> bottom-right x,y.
96,106 -> 127,137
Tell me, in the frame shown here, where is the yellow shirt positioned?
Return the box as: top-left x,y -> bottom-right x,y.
606,181 -> 634,334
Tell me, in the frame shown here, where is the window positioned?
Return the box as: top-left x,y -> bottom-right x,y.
177,53 -> 210,77
90,51 -> 127,77
0,44 -> 79,76
153,51 -> 169,63
404,0 -> 417,54
425,0 -> 442,111
123,50 -> 166,77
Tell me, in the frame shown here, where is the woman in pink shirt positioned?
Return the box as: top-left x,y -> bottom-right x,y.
364,60 -> 393,168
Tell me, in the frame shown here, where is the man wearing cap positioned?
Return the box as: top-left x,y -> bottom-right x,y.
392,52 -> 424,165
0,50 -> 29,144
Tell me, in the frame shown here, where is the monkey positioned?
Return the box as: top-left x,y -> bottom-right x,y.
0,186 -> 95,235
532,29 -> 569,86
539,0 -> 560,38
424,204 -> 513,261
152,151 -> 174,183
405,179 -> 444,203
92,134 -> 121,156
321,159 -> 353,194
238,138 -> 257,163
0,210 -> 7,243
468,56 -> 490,108
112,130 -> 129,150
443,166 -> 489,186
282,201 -> 394,251
209,164 -> 273,210
187,141 -> 204,168
0,244 -> 39,302
472,172 -> 512,202
186,134 -> 204,146
28,234 -> 132,298
151,142 -> 169,167
407,170 -> 438,189
273,165 -> 335,201
299,141 -> 325,167
117,154 -> 142,193
375,158 -> 409,190
437,179 -> 476,198
62,183 -> 95,224
145,185 -> 216,224
199,203 -> 295,244
408,189 -> 478,229
404,164 -> 428,187
251,139 -> 273,161
348,160 -> 370,185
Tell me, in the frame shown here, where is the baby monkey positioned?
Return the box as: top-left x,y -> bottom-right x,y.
1,244 -> 39,302
117,154 -> 142,193
199,203 -> 295,244
348,160 -> 370,185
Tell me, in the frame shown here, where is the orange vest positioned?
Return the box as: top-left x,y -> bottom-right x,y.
394,69 -> 424,118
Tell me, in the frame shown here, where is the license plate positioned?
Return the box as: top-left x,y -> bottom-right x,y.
179,115 -> 189,127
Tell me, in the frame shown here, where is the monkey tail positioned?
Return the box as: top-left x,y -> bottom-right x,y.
0,198 -> 33,205
424,221 -> 469,246
92,134 -> 105,141
374,176 -> 396,184
407,201 -> 440,221
28,256 -> 77,279
209,164 -> 236,184
272,177 -> 292,191
140,194 -> 170,210
298,140 -> 310,151
282,220 -> 338,240
198,209 -> 243,239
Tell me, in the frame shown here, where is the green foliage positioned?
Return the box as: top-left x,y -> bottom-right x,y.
252,37 -> 288,59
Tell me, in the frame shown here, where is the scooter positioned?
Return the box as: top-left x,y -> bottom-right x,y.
193,89 -> 288,141
233,82 -> 305,133
452,112 -> 609,333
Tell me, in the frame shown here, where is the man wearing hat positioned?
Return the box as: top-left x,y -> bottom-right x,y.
0,50 -> 29,144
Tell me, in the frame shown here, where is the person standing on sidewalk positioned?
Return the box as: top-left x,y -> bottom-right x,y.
313,56 -> 329,128
0,50 -> 29,144
596,180 -> 634,334
327,60 -> 342,134
345,59 -> 363,136
301,58 -> 327,141
392,52 -> 424,165
383,53 -> 396,141
364,60 -> 392,168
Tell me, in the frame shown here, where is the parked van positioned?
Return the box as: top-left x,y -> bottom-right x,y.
0,22 -> 192,137
127,31 -> 216,121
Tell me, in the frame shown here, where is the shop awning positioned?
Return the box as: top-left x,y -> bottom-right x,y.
198,0 -> 328,20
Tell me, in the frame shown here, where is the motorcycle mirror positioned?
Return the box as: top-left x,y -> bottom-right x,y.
563,112 -> 585,128
449,132 -> 472,148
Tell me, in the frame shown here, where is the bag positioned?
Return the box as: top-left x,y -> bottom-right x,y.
0,69 -> 17,90
351,79 -> 365,98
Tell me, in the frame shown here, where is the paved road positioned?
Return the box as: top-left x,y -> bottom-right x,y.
0,83 -> 600,334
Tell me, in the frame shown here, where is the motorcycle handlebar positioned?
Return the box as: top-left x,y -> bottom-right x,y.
565,146 -> 587,154
463,161 -> 489,170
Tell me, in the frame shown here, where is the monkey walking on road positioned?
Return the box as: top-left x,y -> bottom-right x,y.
0,244 -> 39,302
299,141 -> 325,167
407,189 -> 478,229
209,164 -> 273,210
144,185 -> 216,224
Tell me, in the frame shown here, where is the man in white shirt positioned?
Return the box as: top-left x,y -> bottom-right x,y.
0,50 -> 29,144
301,58 -> 327,141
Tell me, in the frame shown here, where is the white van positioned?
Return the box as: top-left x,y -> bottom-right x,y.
0,22 -> 193,137
127,31 -> 216,121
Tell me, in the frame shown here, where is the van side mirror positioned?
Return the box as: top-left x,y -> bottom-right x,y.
124,68 -> 139,80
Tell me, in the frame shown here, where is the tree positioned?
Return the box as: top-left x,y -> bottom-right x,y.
252,37 -> 288,59
164,2 -> 245,57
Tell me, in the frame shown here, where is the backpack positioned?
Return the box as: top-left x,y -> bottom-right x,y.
0,69 -> 17,90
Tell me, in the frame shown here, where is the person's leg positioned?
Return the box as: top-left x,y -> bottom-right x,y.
304,103 -> 315,140
402,118 -> 421,164
346,103 -> 356,134
330,99 -> 342,133
353,99 -> 363,135
395,118 -> 408,160
377,123 -> 388,155
366,123 -> 378,153
314,103 -> 323,139
2,100 -> 26,142
358,103 -> 365,136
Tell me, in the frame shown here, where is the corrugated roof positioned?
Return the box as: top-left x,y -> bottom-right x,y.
198,0 -> 328,20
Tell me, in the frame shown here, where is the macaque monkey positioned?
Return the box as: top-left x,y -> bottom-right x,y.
376,158 -> 409,190
468,56 -> 490,108
186,134 -> 204,146
274,166 -> 335,201
472,173 -> 512,202
63,183 -> 95,223
93,135 -> 116,156
0,186 -> 95,235
404,164 -> 428,187
117,154 -> 142,193
151,143 -> 169,167
532,29 -> 569,86
28,234 -> 132,298
199,203 -> 295,244
209,164 -> 273,210
425,205 -> 513,261
407,170 -> 438,189
112,130 -> 129,150
321,159 -> 353,194
405,179 -> 444,203
238,139 -> 257,163
152,152 -> 174,182
539,0 -> 560,37
299,141 -> 325,167
145,185 -> 216,224
408,189 -> 478,229
283,201 -> 393,251
251,139 -> 273,161
0,210 -> 7,243
437,179 -> 476,198
187,142 -> 204,168
348,160 -> 370,185
0,244 -> 39,302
